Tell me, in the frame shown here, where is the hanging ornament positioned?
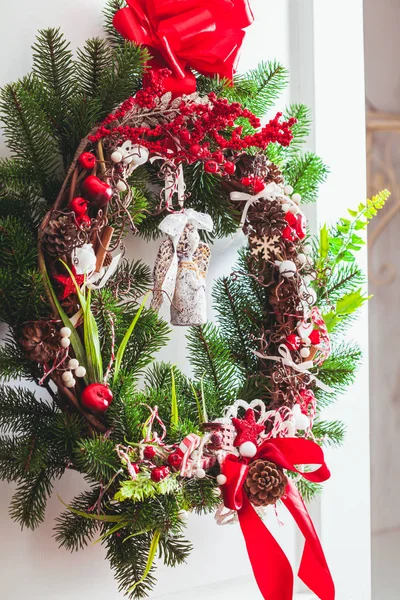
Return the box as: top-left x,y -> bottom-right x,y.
151,466 -> 170,482
151,208 -> 213,326
232,408 -> 264,447
81,383 -> 113,412
81,175 -> 113,207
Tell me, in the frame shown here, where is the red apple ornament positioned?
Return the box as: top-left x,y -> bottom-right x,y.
78,152 -> 97,170
167,452 -> 183,468
151,466 -> 170,482
69,197 -> 89,216
81,383 -> 113,412
143,446 -> 157,460
81,176 -> 113,207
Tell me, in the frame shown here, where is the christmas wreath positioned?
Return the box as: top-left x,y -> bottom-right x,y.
0,2 -> 389,599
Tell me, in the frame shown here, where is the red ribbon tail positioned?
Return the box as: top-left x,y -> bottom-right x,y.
238,495 -> 294,600
282,481 -> 335,600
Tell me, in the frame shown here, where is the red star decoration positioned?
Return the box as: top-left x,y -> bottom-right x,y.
53,268 -> 84,300
232,408 -> 264,447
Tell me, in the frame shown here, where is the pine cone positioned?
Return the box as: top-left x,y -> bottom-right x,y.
246,199 -> 287,237
61,294 -> 80,317
20,321 -> 60,363
42,214 -> 87,257
244,459 -> 287,506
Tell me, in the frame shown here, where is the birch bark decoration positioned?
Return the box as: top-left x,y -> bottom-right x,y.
151,209 -> 213,326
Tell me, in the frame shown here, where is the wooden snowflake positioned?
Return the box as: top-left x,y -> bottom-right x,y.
249,234 -> 281,260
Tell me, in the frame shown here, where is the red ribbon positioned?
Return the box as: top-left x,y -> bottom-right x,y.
113,0 -> 254,94
222,438 -> 335,600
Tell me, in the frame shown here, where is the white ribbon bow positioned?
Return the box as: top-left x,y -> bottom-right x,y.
253,344 -> 332,393
230,182 -> 283,226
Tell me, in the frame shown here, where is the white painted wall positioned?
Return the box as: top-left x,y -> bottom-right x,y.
0,1 -> 370,599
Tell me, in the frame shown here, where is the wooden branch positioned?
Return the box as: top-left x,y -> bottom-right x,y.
95,226 -> 114,272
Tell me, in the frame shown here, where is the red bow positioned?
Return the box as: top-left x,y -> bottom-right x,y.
113,0 -> 254,94
222,438 -> 335,600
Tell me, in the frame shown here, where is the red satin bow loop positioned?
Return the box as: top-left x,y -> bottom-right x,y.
221,437 -> 335,600
113,0 -> 254,93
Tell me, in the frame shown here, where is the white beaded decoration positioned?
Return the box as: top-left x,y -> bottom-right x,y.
279,260 -> 297,278
216,474 -> 227,486
238,441 -> 257,458
74,366 -> 87,378
195,468 -> 206,479
300,347 -> 311,358
289,204 -> 299,215
60,337 -> 71,348
64,377 -> 76,388
291,192 -> 302,203
116,180 -> 127,192
177,510 -> 189,522
111,151 -> 123,163
281,203 -> 291,213
60,327 -> 71,338
68,358 -> 79,370
61,371 -> 73,383
284,184 -> 294,195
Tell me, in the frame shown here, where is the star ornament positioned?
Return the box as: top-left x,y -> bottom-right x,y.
232,408 -> 264,447
53,268 -> 84,300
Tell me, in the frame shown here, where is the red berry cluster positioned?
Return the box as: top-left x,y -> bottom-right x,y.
241,175 -> 266,194
88,74 -> 296,173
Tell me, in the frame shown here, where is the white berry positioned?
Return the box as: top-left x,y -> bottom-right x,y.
239,441 -> 257,458
297,253 -> 307,265
289,204 -> 299,215
60,337 -> 71,348
284,184 -> 294,195
116,180 -> 127,192
281,203 -> 291,213
195,468 -> 206,479
65,377 -> 76,388
68,358 -> 79,370
60,327 -> 71,338
292,193 -> 302,203
177,509 -> 189,523
74,366 -> 86,378
111,151 -> 123,163
62,371 -> 73,383
302,336 -> 311,346
216,474 -> 227,486
300,347 -> 311,358
303,244 -> 313,254
279,260 -> 297,278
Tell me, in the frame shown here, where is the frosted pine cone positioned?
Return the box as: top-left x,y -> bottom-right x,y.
244,459 -> 287,506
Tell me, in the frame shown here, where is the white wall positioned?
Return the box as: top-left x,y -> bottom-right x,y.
0,1 -> 370,599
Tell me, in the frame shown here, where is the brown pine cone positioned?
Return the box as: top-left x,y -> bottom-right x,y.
244,459 -> 287,506
246,198 -> 287,237
20,321 -> 60,363
42,214 -> 88,257
61,294 -> 81,317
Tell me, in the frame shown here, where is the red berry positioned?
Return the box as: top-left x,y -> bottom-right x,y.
81,176 -> 113,207
223,161 -> 236,175
189,144 -> 201,156
69,196 -> 89,216
81,383 -> 113,413
167,452 -> 183,468
78,152 -> 97,170
286,334 -> 301,351
309,330 -> 321,346
204,160 -> 218,174
151,466 -> 170,482
143,446 -> 157,460
212,151 -> 224,163
295,214 -> 307,240
285,212 -> 297,227
77,214 -> 91,227
210,432 -> 223,447
132,463 -> 140,474
282,225 -> 296,241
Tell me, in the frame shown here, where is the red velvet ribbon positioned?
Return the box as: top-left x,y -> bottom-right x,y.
222,438 -> 335,600
113,0 -> 254,94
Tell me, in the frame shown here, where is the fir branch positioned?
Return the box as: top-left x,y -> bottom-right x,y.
9,470 -> 55,529
283,152 -> 328,203
74,436 -> 121,482
54,488 -> 102,551
316,342 -> 362,392
103,0 -> 126,48
312,419 -> 346,447
75,38 -> 112,99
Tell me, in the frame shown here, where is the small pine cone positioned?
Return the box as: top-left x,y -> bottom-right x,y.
42,214 -> 87,257
61,294 -> 80,317
244,459 -> 287,506
20,321 -> 60,363
246,199 -> 287,237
